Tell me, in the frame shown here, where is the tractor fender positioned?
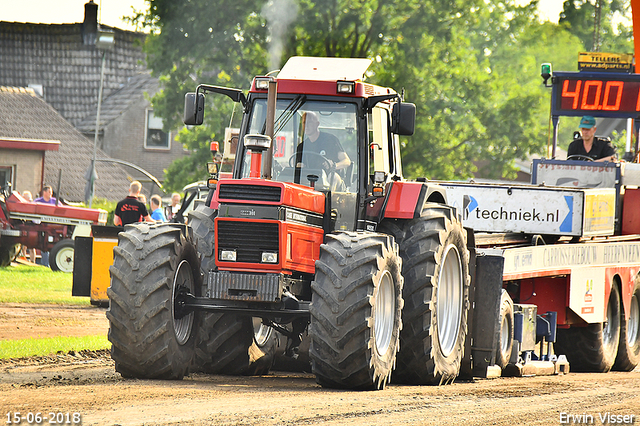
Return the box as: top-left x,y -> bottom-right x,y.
378,181 -> 448,220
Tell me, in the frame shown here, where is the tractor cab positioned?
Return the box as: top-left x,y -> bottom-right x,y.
184,56 -> 415,234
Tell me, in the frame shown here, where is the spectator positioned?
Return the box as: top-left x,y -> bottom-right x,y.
34,185 -> 57,205
114,181 -> 154,226
137,193 -> 147,208
20,191 -> 36,263
34,185 -> 56,267
150,195 -> 167,222
166,192 -> 181,221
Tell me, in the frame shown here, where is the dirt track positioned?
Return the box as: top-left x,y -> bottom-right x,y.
1,304 -> 639,426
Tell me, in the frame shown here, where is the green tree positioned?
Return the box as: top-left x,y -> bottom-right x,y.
559,0 -> 631,52
137,0 -> 623,188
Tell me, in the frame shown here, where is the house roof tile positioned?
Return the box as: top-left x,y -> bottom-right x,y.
76,72 -> 159,133
0,21 -> 146,127
0,87 -> 132,202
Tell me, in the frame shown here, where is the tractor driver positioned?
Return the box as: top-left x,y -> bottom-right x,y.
567,116 -> 616,162
295,111 -> 351,174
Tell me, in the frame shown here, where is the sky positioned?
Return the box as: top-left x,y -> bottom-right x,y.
0,0 -> 147,31
1,0 -> 567,32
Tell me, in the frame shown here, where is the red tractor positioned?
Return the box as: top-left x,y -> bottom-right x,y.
0,186 -> 107,271
106,57 -> 473,390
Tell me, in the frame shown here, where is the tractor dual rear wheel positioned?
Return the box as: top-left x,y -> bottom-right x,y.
495,289 -> 515,369
107,223 -> 200,379
194,314 -> 277,375
379,204 -> 471,385
555,284 -> 621,372
614,276 -> 640,371
310,232 -> 403,390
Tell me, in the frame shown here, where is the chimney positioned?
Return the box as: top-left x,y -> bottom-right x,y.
82,1 -> 98,45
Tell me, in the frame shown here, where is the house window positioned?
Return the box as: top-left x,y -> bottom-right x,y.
0,165 -> 14,190
145,110 -> 170,149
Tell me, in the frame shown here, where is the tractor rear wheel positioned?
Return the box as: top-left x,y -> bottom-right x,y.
495,289 -> 514,369
613,276 -> 640,371
50,239 -> 74,273
188,204 -> 277,376
0,245 -> 13,267
555,284 -> 621,372
194,314 -> 277,375
107,223 -> 200,379
379,204 -> 470,385
309,232 -> 403,390
188,204 -> 217,274
0,243 -> 20,267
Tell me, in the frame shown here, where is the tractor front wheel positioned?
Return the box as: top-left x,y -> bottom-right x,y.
309,232 -> 403,390
50,239 -> 75,273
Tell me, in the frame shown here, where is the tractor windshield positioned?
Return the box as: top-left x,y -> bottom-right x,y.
243,99 -> 359,194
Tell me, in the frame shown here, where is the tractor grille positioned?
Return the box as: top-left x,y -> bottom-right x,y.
217,220 -> 279,263
218,184 -> 282,202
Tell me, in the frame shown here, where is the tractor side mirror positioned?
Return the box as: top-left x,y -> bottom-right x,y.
183,92 -> 205,125
391,102 -> 416,136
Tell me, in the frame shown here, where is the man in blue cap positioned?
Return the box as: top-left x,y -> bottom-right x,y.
567,116 -> 616,162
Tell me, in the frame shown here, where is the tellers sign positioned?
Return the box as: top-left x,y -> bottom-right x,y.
552,72 -> 640,117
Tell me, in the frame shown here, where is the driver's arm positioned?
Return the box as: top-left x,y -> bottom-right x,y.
595,141 -> 617,162
334,151 -> 351,170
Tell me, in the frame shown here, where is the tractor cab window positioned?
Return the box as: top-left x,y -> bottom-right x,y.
243,99 -> 359,230
244,100 -> 358,192
368,106 -> 395,181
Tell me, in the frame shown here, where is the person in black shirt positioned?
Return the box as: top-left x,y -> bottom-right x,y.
114,181 -> 154,226
295,112 -> 351,172
567,116 -> 616,162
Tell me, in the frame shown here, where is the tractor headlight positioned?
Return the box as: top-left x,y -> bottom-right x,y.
337,81 -> 355,94
255,77 -> 272,90
261,252 -> 278,263
220,250 -> 237,262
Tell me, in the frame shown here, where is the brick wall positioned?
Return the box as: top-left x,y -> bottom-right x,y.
103,95 -> 188,182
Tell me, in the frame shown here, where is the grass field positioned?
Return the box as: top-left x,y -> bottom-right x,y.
0,264 -> 110,359
0,264 -> 90,305
0,335 -> 109,359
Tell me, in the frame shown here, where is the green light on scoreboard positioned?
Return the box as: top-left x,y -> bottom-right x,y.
541,63 -> 552,85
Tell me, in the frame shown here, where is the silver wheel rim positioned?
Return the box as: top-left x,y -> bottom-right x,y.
55,247 -> 74,273
375,270 -> 395,356
629,293 -> 639,346
253,317 -> 272,347
603,289 -> 618,349
172,259 -> 195,345
500,315 -> 510,355
437,244 -> 463,358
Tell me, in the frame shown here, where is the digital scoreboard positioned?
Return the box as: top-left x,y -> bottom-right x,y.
551,72 -> 640,118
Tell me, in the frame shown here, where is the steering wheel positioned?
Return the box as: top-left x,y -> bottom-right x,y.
567,155 -> 594,162
288,152 -> 335,172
